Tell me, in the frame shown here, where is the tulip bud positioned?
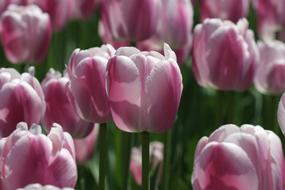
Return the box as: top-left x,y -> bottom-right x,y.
192,124 -> 285,190
254,40 -> 285,94
0,4 -> 51,64
100,0 -> 161,41
42,68 -> 94,138
107,43 -> 182,133
67,44 -> 115,123
201,0 -> 249,22
17,184 -> 74,190
130,142 -> 163,185
0,122 -> 77,189
192,18 -> 258,91
0,68 -> 45,137
74,125 -> 99,163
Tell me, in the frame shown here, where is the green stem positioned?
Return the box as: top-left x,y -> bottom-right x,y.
141,132 -> 150,190
162,131 -> 171,190
121,132 -> 132,190
99,123 -> 108,190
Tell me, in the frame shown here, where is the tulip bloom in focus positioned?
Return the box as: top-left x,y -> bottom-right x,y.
74,125 -> 99,163
201,0 -> 249,22
0,4 -> 51,64
192,124 -> 285,190
100,0 -> 161,41
0,68 -> 45,137
42,68 -> 94,138
192,18 -> 258,91
107,44 -> 182,133
67,44 -> 115,123
130,142 -> 163,185
0,122 -> 77,189
17,184 -> 74,190
254,40 -> 285,94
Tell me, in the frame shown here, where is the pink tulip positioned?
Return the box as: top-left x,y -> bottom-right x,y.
106,44 -> 182,133
100,0 -> 161,41
192,18 -> 258,91
98,21 -> 130,48
17,184 -> 74,190
0,4 -> 51,64
130,142 -> 163,185
71,0 -> 97,19
192,124 -> 285,190
201,0 -> 249,22
42,68 -> 94,138
21,0 -> 74,30
136,0 -> 193,64
254,40 -> 285,94
158,0 -> 193,48
74,125 -> 99,163
0,68 -> 45,137
253,0 -> 285,40
0,122 -> 77,189
67,44 -> 115,123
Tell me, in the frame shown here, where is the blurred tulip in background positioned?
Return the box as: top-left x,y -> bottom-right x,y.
130,141 -> 163,185
253,0 -> 285,40
201,0 -> 249,22
254,40 -> 285,94
192,18 -> 258,91
100,0 -> 161,41
0,4 -> 51,64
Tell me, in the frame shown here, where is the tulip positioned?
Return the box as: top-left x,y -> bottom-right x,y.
0,122 -> 77,189
0,68 -> 45,137
253,0 -> 285,40
21,0 -> 74,30
192,18 -> 258,91
192,124 -> 285,190
100,0 -> 161,41
201,0 -> 249,22
254,40 -> 285,94
130,142 -> 163,185
67,44 -> 115,123
74,125 -> 99,163
136,0 -> 193,64
106,43 -> 182,133
42,68 -> 94,138
72,0 -> 97,19
0,4 -> 51,64
98,21 -> 130,48
17,184 -> 74,190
